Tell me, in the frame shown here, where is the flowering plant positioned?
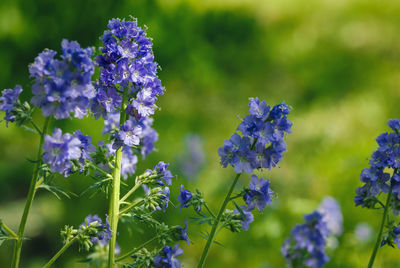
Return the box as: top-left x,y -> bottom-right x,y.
1,14 -> 365,268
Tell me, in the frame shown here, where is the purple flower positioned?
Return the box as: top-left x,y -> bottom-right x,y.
121,146 -> 138,179
176,220 -> 190,245
389,119 -> 400,132
73,130 -> 96,171
318,196 -> 343,236
139,117 -> 158,158
218,98 -> 292,174
152,161 -> 173,185
392,227 -> 400,248
153,244 -> 183,268
243,175 -> 274,211
30,40 -> 95,119
113,120 -> 142,149
282,211 -> 329,268
269,102 -> 290,120
177,185 -> 192,209
355,119 -> 400,207
91,86 -> 122,120
233,206 -> 254,231
237,115 -> 263,138
0,85 -> 23,126
248,97 -> 270,120
74,130 -> 96,159
128,88 -> 155,118
42,128 -> 82,176
103,110 -> 120,134
218,133 -> 241,168
96,18 -> 165,120
80,214 -> 112,246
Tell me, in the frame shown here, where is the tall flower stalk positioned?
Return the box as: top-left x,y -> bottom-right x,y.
92,18 -> 166,267
355,119 -> 400,267
368,188 -> 392,268
197,98 -> 292,267
108,88 -> 128,266
4,37 -> 96,267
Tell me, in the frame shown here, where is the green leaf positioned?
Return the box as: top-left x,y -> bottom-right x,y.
37,184 -> 75,199
0,227 -> 14,247
21,125 -> 37,133
26,158 -> 40,164
81,177 -> 112,198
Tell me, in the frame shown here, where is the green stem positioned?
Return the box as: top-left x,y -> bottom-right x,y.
31,121 -> 42,135
368,188 -> 393,268
42,236 -> 78,268
119,200 -> 144,216
120,182 -> 142,203
116,226 -> 179,262
88,162 -> 112,178
203,203 -> 216,218
11,117 -> 50,268
0,221 -> 18,238
116,236 -> 157,262
108,88 -> 129,268
197,173 -> 241,268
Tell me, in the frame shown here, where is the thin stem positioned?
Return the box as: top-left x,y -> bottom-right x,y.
108,88 -> 129,268
35,177 -> 44,189
228,194 -> 242,201
203,203 -> 216,218
0,221 -> 18,238
368,188 -> 393,268
119,200 -> 144,216
42,236 -> 78,268
11,117 -> 50,268
197,173 -> 241,268
88,162 -> 112,178
116,236 -> 157,262
120,182 -> 142,203
116,226 -> 180,262
30,121 -> 42,135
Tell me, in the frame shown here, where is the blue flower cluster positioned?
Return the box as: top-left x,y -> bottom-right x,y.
149,161 -> 174,186
92,18 -> 164,151
30,40 -> 95,119
355,119 -> 400,208
176,186 -> 203,212
0,85 -> 23,126
139,162 -> 174,212
391,226 -> 400,248
282,211 -> 330,268
177,185 -> 192,209
244,175 -> 274,212
103,114 -> 158,158
226,174 -> 274,231
318,196 -> 343,236
175,220 -> 190,245
218,98 -> 292,174
43,128 -> 83,176
80,214 -> 112,246
94,18 -> 163,118
153,244 -> 183,268
74,130 -> 96,171
233,206 -> 254,231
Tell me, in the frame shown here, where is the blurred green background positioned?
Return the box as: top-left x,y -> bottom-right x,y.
1,0 -> 400,267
